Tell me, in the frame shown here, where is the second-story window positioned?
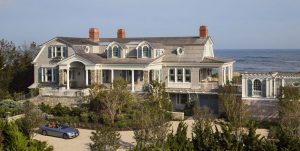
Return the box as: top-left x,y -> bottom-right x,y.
253,79 -> 262,96
112,46 -> 120,57
47,46 -> 68,58
177,69 -> 183,82
185,69 -> 191,82
169,69 -> 175,82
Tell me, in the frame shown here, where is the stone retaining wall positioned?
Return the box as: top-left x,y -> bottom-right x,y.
29,96 -> 88,107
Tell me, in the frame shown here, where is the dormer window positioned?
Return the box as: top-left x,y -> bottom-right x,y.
177,47 -> 184,55
142,45 -> 150,58
112,45 -> 120,57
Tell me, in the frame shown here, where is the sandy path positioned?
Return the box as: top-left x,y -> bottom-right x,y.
34,120 -> 269,151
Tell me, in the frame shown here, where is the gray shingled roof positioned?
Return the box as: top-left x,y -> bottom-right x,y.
55,36 -> 232,64
201,57 -> 235,63
57,36 -> 208,46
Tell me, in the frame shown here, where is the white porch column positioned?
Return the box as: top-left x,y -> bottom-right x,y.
242,77 -> 246,97
223,67 -> 227,85
131,70 -> 135,92
218,66 -> 223,86
229,65 -> 233,82
273,78 -> 276,98
85,69 -> 89,86
266,78 -> 269,98
41,67 -> 44,82
111,69 -> 114,83
282,78 -> 285,87
66,68 -> 70,89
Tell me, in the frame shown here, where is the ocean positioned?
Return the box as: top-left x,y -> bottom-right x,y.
215,49 -> 300,72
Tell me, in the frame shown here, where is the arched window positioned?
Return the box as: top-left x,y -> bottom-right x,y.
112,46 -> 120,57
253,79 -> 262,96
142,45 -> 150,58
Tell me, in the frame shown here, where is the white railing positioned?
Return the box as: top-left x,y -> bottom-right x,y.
199,82 -> 219,91
39,88 -> 90,97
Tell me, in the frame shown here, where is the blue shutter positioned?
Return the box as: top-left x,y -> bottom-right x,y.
48,47 -> 52,58
138,47 -> 142,58
63,47 -> 68,58
262,79 -> 266,97
108,47 -> 112,58
38,68 -> 42,82
248,79 -> 252,97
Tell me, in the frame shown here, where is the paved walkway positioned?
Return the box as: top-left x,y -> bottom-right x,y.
34,120 -> 268,151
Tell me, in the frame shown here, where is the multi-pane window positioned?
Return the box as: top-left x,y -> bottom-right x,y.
177,69 -> 183,82
47,46 -> 68,58
185,69 -> 191,82
112,46 -> 119,57
41,68 -> 57,83
169,69 -> 175,82
169,68 -> 192,83
57,47 -> 61,57
253,79 -> 262,96
142,46 -> 150,57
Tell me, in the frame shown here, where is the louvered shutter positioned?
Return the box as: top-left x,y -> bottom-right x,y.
262,79 -> 266,97
48,47 -> 52,58
248,79 -> 252,97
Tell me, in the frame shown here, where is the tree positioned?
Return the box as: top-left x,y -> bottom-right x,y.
0,39 -> 37,98
148,81 -> 172,111
165,121 -> 194,150
133,101 -> 171,150
218,85 -> 249,139
278,86 -> 300,138
89,127 -> 120,151
16,101 -> 44,139
89,79 -> 133,124
3,122 -> 53,151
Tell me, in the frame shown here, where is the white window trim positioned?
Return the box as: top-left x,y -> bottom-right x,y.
252,79 -> 263,97
169,68 -> 191,83
49,45 -> 67,59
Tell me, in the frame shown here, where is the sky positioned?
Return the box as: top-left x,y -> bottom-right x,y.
0,0 -> 299,49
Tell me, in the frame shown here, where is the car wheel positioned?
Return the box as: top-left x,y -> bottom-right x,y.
42,130 -> 47,136
63,133 -> 68,139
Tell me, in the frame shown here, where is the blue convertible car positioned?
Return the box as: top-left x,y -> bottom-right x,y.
40,123 -> 79,139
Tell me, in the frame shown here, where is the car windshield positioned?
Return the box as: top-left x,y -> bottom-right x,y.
60,125 -> 69,129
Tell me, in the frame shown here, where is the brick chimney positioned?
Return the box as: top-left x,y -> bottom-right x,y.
117,28 -> 126,39
89,28 -> 100,42
199,25 -> 208,38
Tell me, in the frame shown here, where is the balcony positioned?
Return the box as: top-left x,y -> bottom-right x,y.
166,82 -> 219,93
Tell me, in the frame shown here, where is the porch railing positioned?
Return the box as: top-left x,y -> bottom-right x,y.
198,82 -> 219,91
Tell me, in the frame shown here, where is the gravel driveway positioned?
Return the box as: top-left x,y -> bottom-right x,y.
34,120 -> 268,151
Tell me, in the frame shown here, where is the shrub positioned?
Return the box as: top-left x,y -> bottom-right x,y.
89,127 -> 120,151
51,103 -> 70,116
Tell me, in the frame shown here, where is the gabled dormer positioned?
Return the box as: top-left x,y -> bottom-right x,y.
105,41 -> 124,58
136,41 -> 153,58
